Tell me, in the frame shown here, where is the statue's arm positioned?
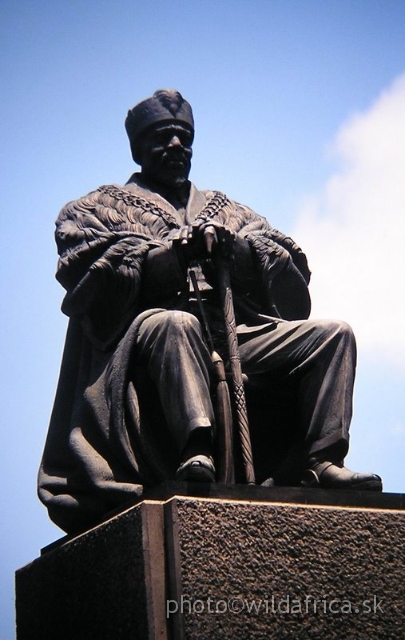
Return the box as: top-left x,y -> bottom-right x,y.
54,190 -> 190,345
230,204 -> 311,320
53,192 -> 160,344
140,242 -> 188,305
55,218 -> 146,316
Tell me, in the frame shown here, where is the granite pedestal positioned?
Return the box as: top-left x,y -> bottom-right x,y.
16,485 -> 405,639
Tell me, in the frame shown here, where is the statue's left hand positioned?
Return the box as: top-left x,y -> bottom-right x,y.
193,221 -> 236,259
202,223 -> 235,257
172,222 -> 235,261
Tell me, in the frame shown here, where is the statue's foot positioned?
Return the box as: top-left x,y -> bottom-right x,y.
301,460 -> 382,491
176,455 -> 216,482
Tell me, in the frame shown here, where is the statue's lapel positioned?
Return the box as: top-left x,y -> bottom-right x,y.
121,176 -> 231,229
186,184 -> 207,223
123,175 -> 179,227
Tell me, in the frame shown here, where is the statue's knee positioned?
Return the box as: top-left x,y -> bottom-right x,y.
318,319 -> 356,346
158,310 -> 201,335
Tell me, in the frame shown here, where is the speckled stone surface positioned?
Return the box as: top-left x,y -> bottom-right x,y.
16,501 -> 165,640
16,489 -> 405,640
166,498 -> 405,639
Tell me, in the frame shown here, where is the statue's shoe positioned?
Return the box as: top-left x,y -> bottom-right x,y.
176,455 -> 216,482
301,461 -> 382,492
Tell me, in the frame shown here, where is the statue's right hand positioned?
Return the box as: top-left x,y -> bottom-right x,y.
171,225 -> 196,264
171,225 -> 192,246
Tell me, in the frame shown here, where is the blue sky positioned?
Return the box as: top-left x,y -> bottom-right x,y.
1,1 -> 405,636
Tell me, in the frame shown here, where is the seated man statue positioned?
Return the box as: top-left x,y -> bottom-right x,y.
38,89 -> 382,534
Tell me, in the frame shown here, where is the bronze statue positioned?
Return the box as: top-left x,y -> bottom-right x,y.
38,90 -> 382,534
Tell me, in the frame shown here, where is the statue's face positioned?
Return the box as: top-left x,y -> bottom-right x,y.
139,122 -> 193,188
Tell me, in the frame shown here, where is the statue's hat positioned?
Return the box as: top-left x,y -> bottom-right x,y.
125,89 -> 194,151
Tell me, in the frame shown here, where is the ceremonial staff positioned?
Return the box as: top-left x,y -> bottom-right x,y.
189,269 -> 234,484
204,227 -> 256,485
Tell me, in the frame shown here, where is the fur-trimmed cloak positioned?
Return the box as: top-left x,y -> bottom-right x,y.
38,176 -> 311,533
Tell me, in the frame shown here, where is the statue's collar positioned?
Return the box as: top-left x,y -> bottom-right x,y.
124,172 -> 206,222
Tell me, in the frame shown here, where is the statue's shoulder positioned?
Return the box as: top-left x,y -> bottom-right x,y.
200,188 -> 310,283
57,182 -> 149,227
57,184 -> 114,220
201,189 -> 272,230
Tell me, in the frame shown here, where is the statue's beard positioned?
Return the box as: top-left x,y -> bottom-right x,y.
143,154 -> 191,189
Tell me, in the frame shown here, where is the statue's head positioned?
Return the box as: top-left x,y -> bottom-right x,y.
125,90 -> 194,188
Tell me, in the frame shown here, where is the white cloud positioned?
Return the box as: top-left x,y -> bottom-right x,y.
292,73 -> 405,370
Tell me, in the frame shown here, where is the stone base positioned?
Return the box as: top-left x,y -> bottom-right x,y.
16,485 -> 405,639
